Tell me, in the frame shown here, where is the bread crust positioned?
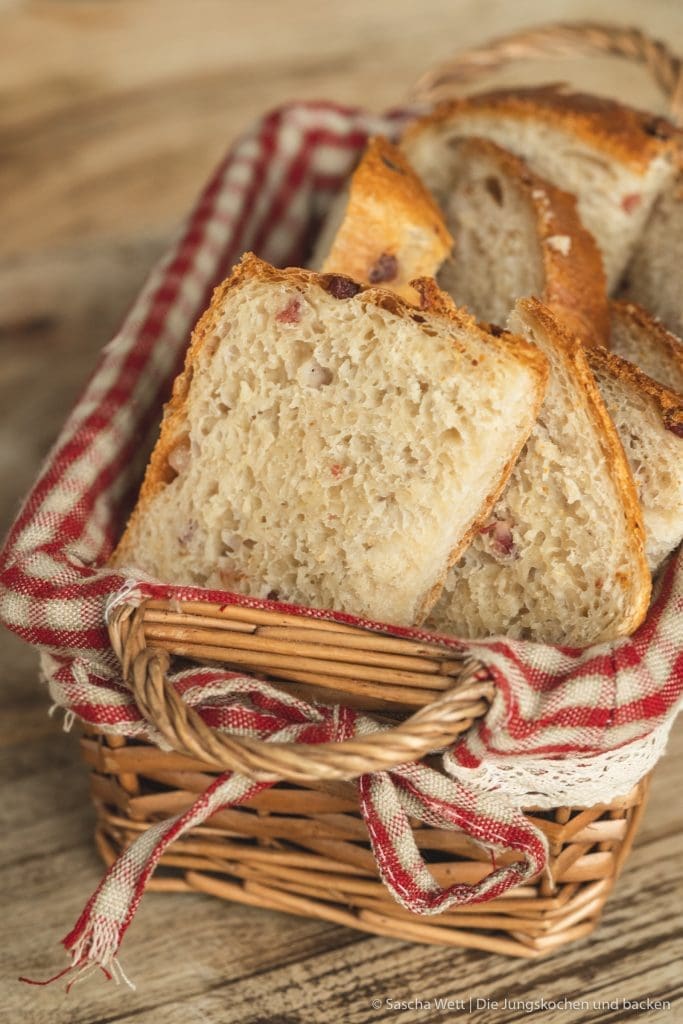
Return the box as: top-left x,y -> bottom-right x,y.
445,136 -> 609,346
610,299 -> 683,394
320,136 -> 453,302
517,297 -> 652,638
113,253 -> 549,626
403,85 -> 680,172
588,342 -> 683,435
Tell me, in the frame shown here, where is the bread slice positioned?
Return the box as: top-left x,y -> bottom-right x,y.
619,171 -> 683,336
112,254 -> 548,626
402,85 -> 678,290
310,136 -> 453,303
610,300 -> 683,394
426,298 -> 651,645
426,136 -> 608,346
587,346 -> 683,572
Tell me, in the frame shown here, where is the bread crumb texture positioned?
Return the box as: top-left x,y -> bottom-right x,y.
427,300 -> 650,645
115,256 -> 545,626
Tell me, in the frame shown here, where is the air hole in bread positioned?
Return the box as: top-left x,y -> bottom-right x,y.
484,176 -> 504,206
167,437 -> 191,478
441,427 -> 462,445
203,334 -> 221,360
380,153 -> 405,174
643,118 -> 671,140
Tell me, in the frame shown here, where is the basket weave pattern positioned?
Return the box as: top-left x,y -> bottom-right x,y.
85,601 -> 652,956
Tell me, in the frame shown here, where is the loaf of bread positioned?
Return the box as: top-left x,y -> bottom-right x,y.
402,86 -> 678,290
619,172 -> 683,337
588,346 -> 683,571
610,300 -> 683,394
112,254 -> 548,625
426,298 -> 651,645
311,136 -> 453,302
421,136 -> 608,346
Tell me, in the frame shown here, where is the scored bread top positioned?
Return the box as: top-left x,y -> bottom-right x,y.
113,253 -> 548,626
427,135 -> 609,346
588,344 -> 683,570
403,85 -> 679,171
312,136 -> 453,303
610,300 -> 683,394
426,297 -> 651,645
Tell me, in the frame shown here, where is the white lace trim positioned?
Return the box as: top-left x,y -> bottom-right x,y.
443,714 -> 677,808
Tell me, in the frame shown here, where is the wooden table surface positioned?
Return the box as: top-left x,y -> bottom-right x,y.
1,2 -> 682,1021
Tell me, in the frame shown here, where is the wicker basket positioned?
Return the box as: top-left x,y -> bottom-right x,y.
82,22 -> 682,958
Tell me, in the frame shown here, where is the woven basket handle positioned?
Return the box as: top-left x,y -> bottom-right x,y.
412,20 -> 683,125
108,603 -> 494,784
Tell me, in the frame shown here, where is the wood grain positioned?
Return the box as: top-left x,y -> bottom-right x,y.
1,1 -> 682,1021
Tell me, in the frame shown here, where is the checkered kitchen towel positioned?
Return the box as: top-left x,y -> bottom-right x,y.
1,102 -> 681,987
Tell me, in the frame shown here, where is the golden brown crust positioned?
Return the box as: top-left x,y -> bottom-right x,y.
113,254 -> 549,592
447,136 -> 609,347
320,137 -> 453,302
588,343 -> 683,435
610,299 -> 683,394
517,297 -> 652,638
403,85 -> 679,172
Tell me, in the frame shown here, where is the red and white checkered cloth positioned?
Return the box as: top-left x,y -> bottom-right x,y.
1,102 -> 681,988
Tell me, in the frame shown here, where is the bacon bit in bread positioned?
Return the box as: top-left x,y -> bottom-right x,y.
266,589 -> 280,601
218,567 -> 247,588
368,252 -> 399,284
666,420 -> 683,438
276,297 -> 301,323
178,519 -> 198,548
621,193 -> 642,214
480,517 -> 517,561
330,464 -> 343,477
324,275 -> 361,299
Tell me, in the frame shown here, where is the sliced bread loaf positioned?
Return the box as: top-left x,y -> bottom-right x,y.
112,254 -> 548,626
426,136 -> 608,345
619,172 -> 683,337
402,85 -> 678,290
311,136 -> 453,302
610,300 -> 683,394
587,346 -> 683,572
426,298 -> 651,645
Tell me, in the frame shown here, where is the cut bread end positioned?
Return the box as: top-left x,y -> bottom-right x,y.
427,298 -> 651,645
588,345 -> 683,571
311,136 -> 453,303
